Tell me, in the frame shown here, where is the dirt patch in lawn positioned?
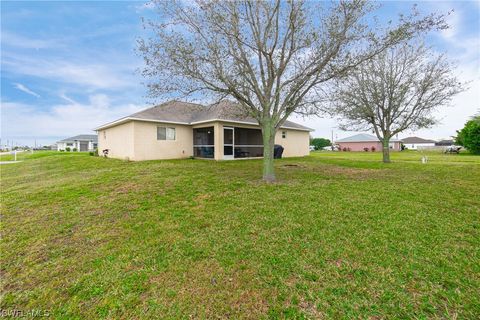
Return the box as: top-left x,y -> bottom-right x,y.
318,164 -> 386,180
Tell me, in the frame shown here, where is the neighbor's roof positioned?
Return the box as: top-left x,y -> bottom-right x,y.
401,136 -> 436,144
335,133 -> 400,143
436,139 -> 454,146
58,134 -> 98,143
94,100 -> 313,131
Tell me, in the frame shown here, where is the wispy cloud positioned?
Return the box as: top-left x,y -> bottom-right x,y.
59,92 -> 78,104
1,31 -> 60,50
3,53 -> 137,91
13,83 -> 41,98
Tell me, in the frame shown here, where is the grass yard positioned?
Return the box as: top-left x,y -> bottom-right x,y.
1,151 -> 479,319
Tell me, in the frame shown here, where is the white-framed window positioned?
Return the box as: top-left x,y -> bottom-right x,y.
282,131 -> 287,138
157,127 -> 176,140
103,131 -> 106,139
66,143 -> 73,147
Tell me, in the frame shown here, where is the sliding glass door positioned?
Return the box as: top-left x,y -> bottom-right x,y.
223,127 -> 234,159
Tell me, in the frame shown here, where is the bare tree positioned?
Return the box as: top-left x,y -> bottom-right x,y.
329,42 -> 464,162
139,0 -> 447,181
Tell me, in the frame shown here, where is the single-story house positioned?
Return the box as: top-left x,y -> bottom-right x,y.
94,100 -> 313,161
436,139 -> 454,146
401,136 -> 436,150
335,133 -> 401,151
57,135 -> 98,151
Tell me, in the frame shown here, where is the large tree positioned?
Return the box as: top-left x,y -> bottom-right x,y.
328,42 -> 464,162
139,0 -> 447,181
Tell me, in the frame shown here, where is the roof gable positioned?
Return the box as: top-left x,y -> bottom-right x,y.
58,134 -> 98,143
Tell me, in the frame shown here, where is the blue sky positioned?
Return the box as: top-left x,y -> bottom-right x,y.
1,1 -> 479,146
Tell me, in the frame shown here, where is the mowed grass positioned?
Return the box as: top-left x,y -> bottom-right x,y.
1,151 -> 479,319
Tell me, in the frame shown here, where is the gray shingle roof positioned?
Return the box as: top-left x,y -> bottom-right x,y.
58,134 -> 98,143
336,133 -> 400,143
129,101 -> 204,123
401,136 -> 436,144
96,100 -> 313,131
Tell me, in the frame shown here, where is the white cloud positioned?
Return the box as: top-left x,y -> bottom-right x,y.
1,96 -> 145,145
134,1 -> 155,13
13,83 -> 41,98
439,8 -> 461,40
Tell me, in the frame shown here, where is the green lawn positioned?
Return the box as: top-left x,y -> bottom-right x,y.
1,151 -> 479,319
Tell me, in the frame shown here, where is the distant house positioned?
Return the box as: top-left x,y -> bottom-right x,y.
57,135 -> 98,151
335,133 -> 401,151
401,136 -> 436,150
436,139 -> 454,147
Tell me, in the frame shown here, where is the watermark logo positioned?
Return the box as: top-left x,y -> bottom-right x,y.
0,309 -> 50,318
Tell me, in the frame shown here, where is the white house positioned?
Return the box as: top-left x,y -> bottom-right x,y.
401,136 -> 436,150
57,135 -> 98,151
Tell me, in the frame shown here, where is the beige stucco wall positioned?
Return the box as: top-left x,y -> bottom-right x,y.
132,121 -> 193,161
275,128 -> 310,157
97,122 -> 134,160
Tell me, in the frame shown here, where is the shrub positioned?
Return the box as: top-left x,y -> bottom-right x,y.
59,149 -> 65,152
371,146 -> 376,152
89,151 -> 95,156
363,147 -> 369,152
310,137 -> 332,150
73,148 -> 77,152
342,147 -> 347,152
347,147 -> 351,151
456,115 -> 480,154
65,147 -> 71,152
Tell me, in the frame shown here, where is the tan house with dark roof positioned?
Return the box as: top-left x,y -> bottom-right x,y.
95,101 -> 312,161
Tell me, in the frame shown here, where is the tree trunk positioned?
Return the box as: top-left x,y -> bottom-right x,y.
382,138 -> 391,163
262,124 -> 276,182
